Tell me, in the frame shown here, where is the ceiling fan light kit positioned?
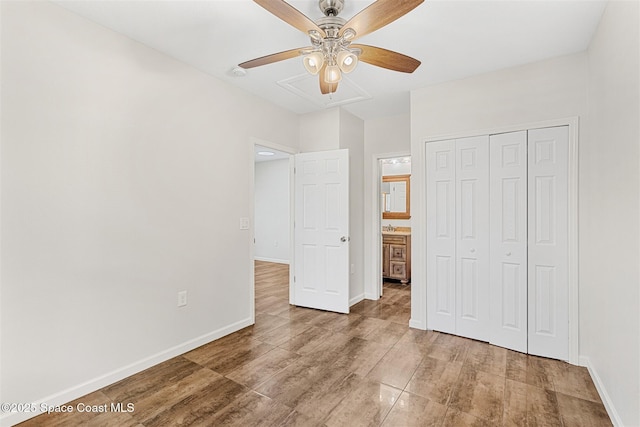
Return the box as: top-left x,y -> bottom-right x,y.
239,0 -> 424,95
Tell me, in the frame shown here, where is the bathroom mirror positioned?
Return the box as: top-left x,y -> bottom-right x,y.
381,174 -> 410,219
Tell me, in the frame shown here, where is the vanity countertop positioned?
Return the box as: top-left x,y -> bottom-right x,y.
382,227 -> 411,236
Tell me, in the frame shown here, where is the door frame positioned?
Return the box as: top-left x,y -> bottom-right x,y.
421,117 -> 579,364
368,151 -> 411,301
249,137 -> 298,321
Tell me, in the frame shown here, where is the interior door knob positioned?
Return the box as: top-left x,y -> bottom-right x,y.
470,248 -> 476,253
340,236 -> 349,242
506,251 -> 512,256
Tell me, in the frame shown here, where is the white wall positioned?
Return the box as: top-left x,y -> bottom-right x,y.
363,114 -> 411,299
0,2 -> 299,424
299,108 -> 340,152
410,53 -> 588,331
339,109 -> 365,304
581,1 -> 639,425
254,159 -> 290,264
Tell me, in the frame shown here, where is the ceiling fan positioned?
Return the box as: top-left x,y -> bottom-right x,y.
239,0 -> 424,95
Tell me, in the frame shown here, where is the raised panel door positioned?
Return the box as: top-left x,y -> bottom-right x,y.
294,149 -> 350,314
426,140 -> 456,334
528,126 -> 569,360
489,131 -> 528,353
455,136 -> 490,342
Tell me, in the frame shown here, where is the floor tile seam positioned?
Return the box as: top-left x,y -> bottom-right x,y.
553,389 -> 568,427
498,371 -> 508,426
224,346 -> 301,381
309,373 -> 367,426
234,352 -> 303,394
131,372 -> 248,426
360,338 -> 398,379
554,389 -> 607,406
443,352 -> 469,409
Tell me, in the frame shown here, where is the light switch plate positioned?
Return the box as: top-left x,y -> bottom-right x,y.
239,217 -> 250,230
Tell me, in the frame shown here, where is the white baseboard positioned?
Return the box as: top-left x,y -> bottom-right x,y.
349,293 -> 365,307
579,355 -> 623,426
409,318 -> 426,330
364,292 -> 380,300
254,256 -> 289,264
0,318 -> 254,427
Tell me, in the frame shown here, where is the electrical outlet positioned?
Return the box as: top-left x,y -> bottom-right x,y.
177,291 -> 187,307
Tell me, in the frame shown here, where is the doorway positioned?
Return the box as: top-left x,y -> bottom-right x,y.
376,155 -> 412,306
250,139 -> 296,320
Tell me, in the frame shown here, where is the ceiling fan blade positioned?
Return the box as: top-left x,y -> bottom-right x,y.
254,0 -> 326,38
319,64 -> 338,94
238,47 -> 306,69
352,44 -> 421,73
339,0 -> 424,40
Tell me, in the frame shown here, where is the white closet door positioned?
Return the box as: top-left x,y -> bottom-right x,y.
426,140 -> 456,334
489,131 -> 528,353
455,136 -> 490,341
528,126 -> 569,360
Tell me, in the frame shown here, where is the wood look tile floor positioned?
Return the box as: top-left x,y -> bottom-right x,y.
20,261 -> 612,427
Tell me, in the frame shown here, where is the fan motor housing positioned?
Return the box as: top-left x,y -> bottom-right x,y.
319,0 -> 344,17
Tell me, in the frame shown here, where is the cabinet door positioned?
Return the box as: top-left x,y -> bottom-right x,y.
528,126 -> 569,360
455,136 -> 490,342
390,244 -> 407,261
390,262 -> 407,280
426,140 -> 457,334
489,131 -> 528,353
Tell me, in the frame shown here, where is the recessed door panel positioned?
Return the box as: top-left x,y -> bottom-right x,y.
501,262 -> 521,329
534,265 -> 557,335
460,179 -> 477,240
535,176 -> 556,244
436,181 -> 452,238
435,255 -> 454,315
460,257 -> 479,320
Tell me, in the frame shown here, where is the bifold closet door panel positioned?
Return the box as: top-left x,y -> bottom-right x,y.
426,140 -> 456,334
528,126 -> 569,360
489,131 -> 528,353
455,136 -> 490,342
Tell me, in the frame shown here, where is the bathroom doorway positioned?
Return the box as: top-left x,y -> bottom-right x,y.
378,155 -> 412,302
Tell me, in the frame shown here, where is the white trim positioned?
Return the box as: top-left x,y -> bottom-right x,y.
350,293 -> 365,307
411,138 -> 428,330
420,117 -> 580,364
579,356 -> 624,426
254,256 -> 290,265
0,317 -> 253,427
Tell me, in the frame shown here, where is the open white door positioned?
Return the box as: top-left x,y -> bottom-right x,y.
293,149 -> 350,314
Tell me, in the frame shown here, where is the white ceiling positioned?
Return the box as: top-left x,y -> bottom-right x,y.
53,0 -> 607,120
